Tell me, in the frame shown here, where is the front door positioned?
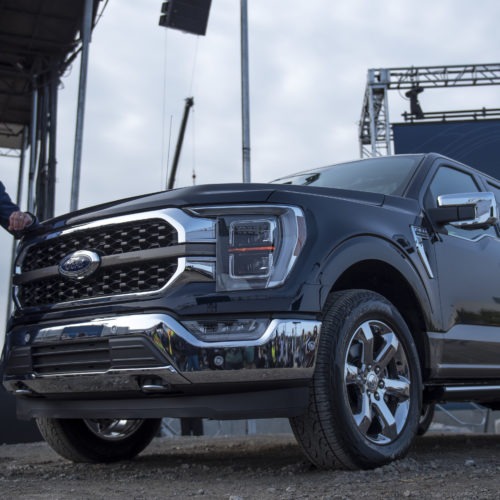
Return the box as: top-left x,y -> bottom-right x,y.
424,162 -> 500,379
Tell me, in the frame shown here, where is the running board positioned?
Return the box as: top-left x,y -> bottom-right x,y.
425,384 -> 500,402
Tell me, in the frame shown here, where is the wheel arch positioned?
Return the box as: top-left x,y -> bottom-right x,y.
318,236 -> 435,376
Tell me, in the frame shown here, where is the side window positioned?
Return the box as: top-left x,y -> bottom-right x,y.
426,166 -> 479,206
425,166 -> 497,239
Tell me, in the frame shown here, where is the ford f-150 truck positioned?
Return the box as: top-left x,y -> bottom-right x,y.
3,153 -> 500,470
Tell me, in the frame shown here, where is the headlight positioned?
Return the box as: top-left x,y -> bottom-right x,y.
228,218 -> 276,279
187,205 -> 306,291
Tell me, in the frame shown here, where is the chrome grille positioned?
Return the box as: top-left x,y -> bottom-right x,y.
16,217 -> 179,309
22,220 -> 177,272
18,262 -> 178,308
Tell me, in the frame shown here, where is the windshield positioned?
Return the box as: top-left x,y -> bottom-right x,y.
272,155 -> 423,196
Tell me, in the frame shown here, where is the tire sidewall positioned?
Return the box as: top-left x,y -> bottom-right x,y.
56,418 -> 160,462
321,291 -> 422,468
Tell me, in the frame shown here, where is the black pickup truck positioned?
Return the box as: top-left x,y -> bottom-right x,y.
3,153 -> 500,470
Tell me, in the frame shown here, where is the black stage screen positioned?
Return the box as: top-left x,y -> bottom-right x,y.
393,120 -> 500,179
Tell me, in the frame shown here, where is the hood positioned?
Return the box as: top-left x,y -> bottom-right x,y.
32,182 -> 386,232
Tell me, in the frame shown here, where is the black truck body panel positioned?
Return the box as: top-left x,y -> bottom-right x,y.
4,152 -> 500,420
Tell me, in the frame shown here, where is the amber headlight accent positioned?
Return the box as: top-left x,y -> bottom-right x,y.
187,205 -> 306,291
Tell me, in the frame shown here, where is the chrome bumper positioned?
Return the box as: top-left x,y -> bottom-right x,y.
4,314 -> 321,396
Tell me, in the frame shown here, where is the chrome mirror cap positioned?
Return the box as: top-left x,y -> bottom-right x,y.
437,192 -> 498,229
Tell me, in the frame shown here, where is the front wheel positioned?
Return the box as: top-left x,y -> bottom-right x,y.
290,289 -> 422,470
36,417 -> 162,463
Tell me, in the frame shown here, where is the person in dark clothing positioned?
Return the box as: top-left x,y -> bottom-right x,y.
0,181 -> 34,234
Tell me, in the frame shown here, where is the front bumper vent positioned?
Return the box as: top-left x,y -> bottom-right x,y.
5,337 -> 169,376
32,340 -> 112,374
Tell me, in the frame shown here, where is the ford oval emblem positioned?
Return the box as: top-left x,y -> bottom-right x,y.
59,250 -> 101,280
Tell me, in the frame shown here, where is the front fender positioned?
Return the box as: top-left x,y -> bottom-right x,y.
315,235 -> 439,331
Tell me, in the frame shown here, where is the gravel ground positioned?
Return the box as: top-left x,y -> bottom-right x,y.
0,433 -> 499,499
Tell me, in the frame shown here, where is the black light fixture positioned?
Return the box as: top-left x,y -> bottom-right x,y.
159,0 -> 212,36
405,86 -> 425,119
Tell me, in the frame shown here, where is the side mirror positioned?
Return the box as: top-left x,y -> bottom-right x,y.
428,192 -> 498,229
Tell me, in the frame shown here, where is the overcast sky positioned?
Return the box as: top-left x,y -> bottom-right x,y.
2,0 -> 500,334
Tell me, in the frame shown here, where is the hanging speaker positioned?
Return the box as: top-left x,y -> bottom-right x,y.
159,0 -> 212,36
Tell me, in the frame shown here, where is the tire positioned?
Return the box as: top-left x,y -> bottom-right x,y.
290,289 -> 422,470
36,417 -> 162,463
417,403 -> 436,436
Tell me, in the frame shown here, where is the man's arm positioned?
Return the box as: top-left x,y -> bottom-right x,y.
0,181 -> 34,233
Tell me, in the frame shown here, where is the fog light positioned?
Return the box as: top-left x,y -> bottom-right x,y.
183,318 -> 269,342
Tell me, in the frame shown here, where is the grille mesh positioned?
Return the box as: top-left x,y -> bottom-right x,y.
19,262 -> 178,308
22,220 -> 177,272
17,218 -> 179,308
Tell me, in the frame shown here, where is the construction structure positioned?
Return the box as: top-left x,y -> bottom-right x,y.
359,63 -> 500,162
0,0 -> 103,220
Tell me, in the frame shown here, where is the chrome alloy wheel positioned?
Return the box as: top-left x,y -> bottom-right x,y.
344,319 -> 411,444
83,419 -> 144,441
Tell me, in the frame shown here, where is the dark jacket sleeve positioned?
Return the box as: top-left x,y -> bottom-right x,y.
0,181 -> 20,232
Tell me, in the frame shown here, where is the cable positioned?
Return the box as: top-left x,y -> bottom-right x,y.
188,37 -> 199,185
94,0 -> 110,28
191,107 -> 196,185
160,27 -> 200,189
188,36 -> 200,97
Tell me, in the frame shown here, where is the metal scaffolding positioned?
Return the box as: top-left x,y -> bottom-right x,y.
0,0 -> 103,219
359,63 -> 500,158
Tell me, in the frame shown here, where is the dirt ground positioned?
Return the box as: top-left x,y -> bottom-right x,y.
0,433 -> 499,499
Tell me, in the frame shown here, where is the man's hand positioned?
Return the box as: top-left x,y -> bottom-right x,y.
8,211 -> 33,232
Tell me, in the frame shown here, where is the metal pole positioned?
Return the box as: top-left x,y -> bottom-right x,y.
37,87 -> 48,220
47,72 -> 58,218
16,127 -> 28,208
6,128 -> 28,325
241,3 -> 253,438
383,86 -> 392,156
378,69 -> 392,156
70,0 -> 93,212
240,0 -> 251,183
367,86 -> 377,157
27,84 -> 38,213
